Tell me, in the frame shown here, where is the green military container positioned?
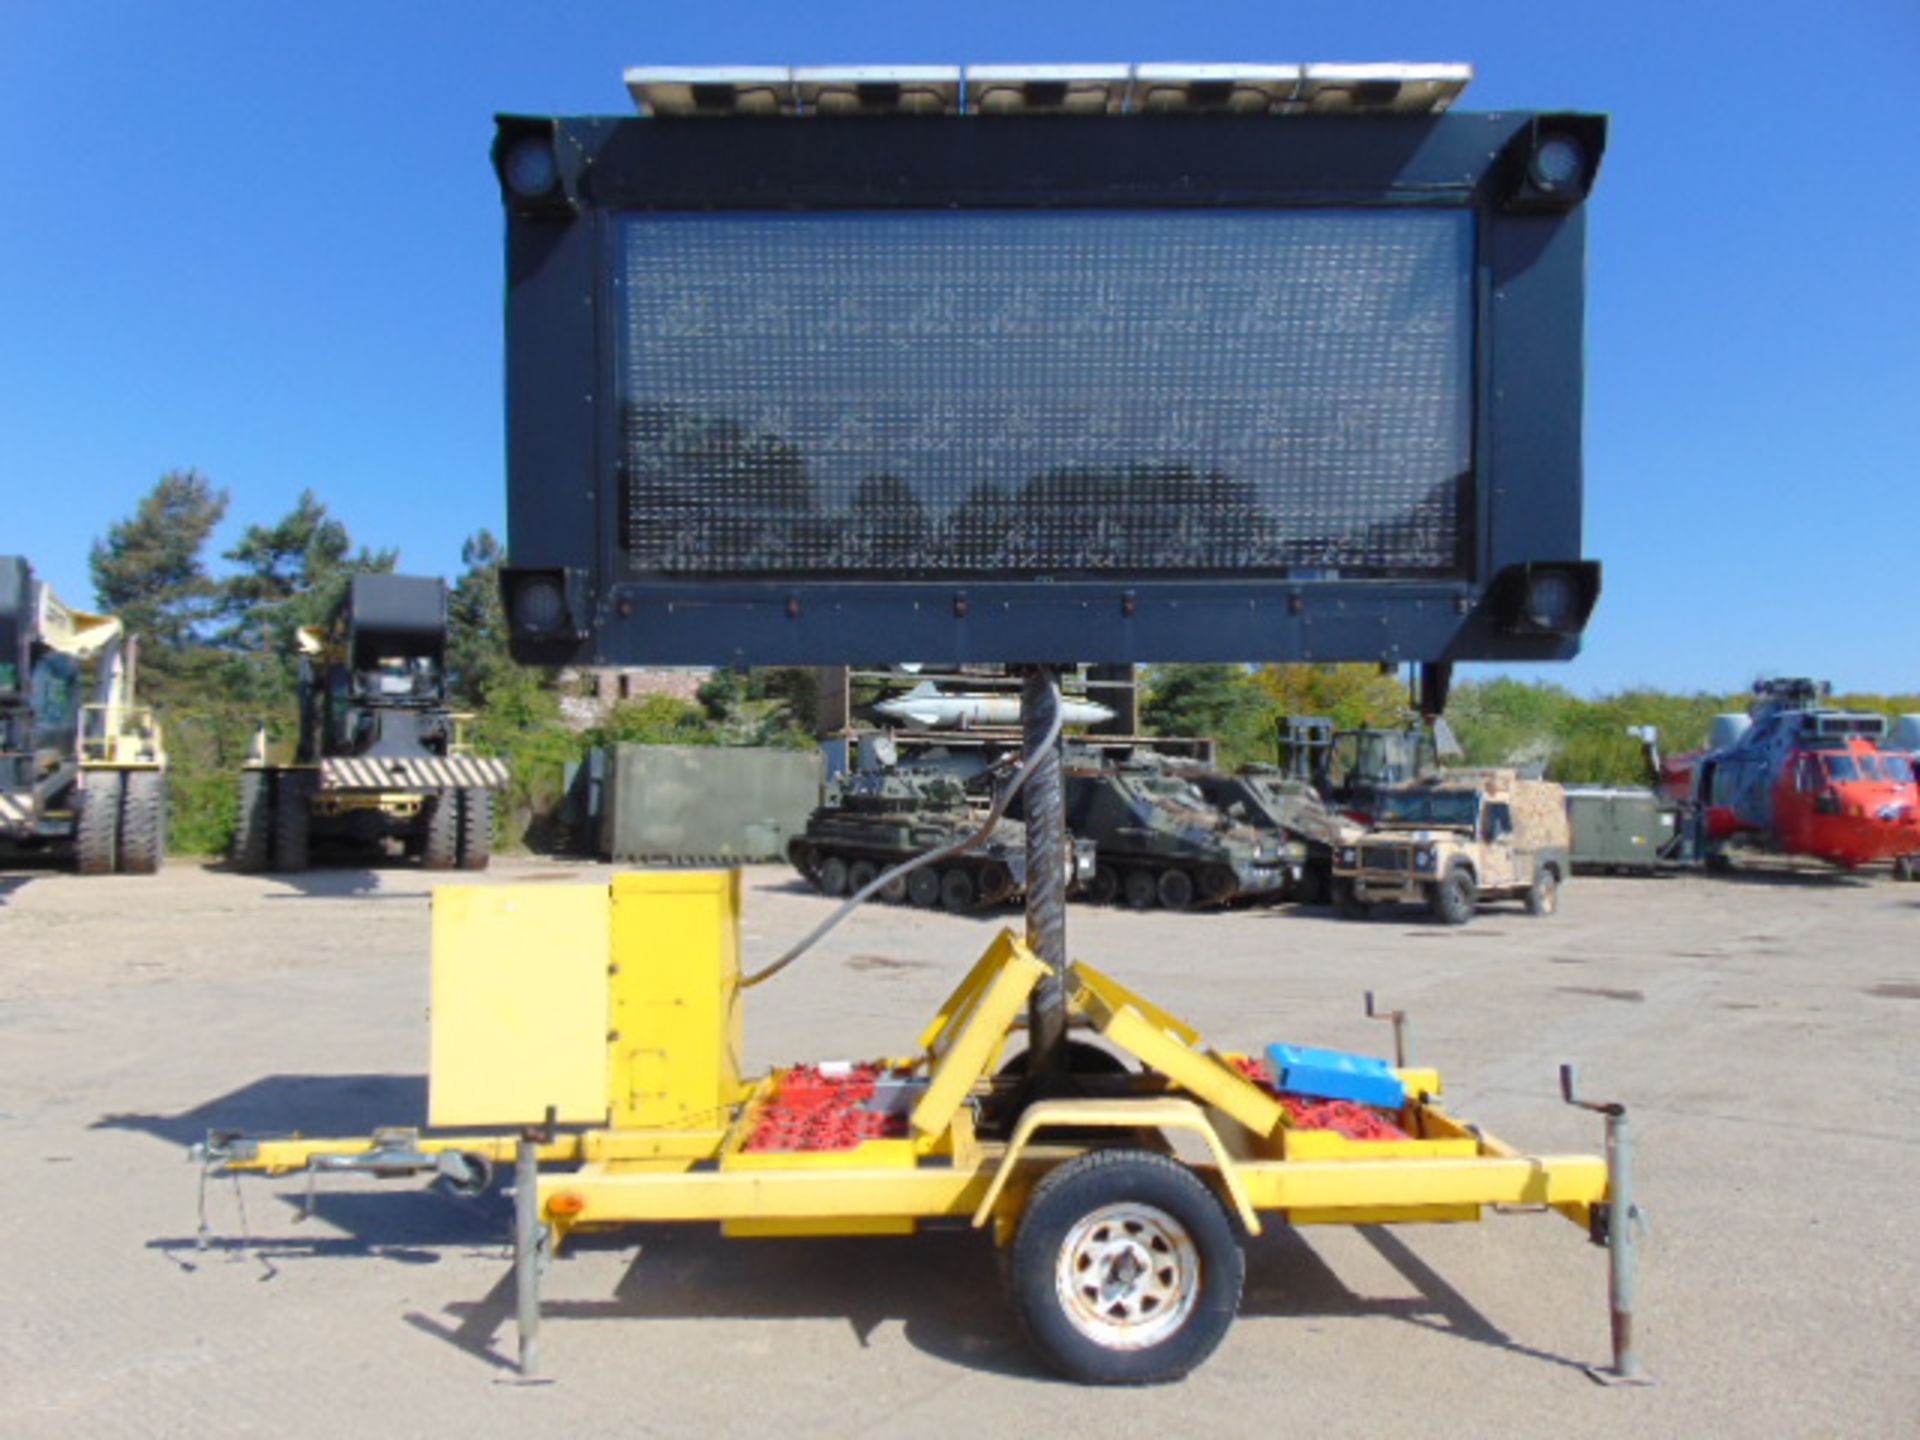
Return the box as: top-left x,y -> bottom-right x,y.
1565,786 -> 1678,874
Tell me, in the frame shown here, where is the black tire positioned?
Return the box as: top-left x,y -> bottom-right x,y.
940,867 -> 977,912
457,787 -> 494,871
1430,865 -> 1476,926
979,861 -> 1018,906
1704,850 -> 1733,874
75,771 -> 122,876
1156,868 -> 1195,911
117,770 -> 167,875
907,866 -> 942,908
816,854 -> 850,896
1009,1148 -> 1244,1385
878,870 -> 909,904
1332,877 -> 1373,921
1088,865 -> 1120,906
1525,865 -> 1560,917
846,860 -> 879,898
272,773 -> 312,872
419,789 -> 457,871
232,770 -> 272,872
1123,870 -> 1158,911
1198,864 -> 1238,905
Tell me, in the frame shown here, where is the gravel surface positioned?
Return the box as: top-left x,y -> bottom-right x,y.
1,858 -> 1915,1438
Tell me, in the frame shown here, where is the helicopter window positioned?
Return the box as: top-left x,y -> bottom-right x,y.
1794,757 -> 1821,793
1884,755 -> 1916,784
1823,755 -> 1861,783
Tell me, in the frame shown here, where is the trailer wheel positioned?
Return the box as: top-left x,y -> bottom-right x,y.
907,866 -> 942,908
272,773 -> 312,872
232,771 -> 272,872
940,867 -> 976,911
1332,878 -> 1373,921
419,790 -> 457,870
117,770 -> 167,874
1430,865 -> 1476,926
816,855 -> 849,896
1123,870 -> 1158,910
1525,866 -> 1560,917
846,860 -> 878,898
1009,1148 -> 1243,1385
1087,865 -> 1120,906
457,788 -> 494,871
75,771 -> 122,875
1156,868 -> 1195,911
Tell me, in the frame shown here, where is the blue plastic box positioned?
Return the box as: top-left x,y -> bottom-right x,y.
1264,1043 -> 1407,1109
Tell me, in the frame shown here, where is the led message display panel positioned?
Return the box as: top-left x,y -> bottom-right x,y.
617,209 -> 1473,582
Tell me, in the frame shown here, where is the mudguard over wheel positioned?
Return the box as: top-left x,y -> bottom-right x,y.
456,787 -> 494,871
272,772 -> 312,872
232,771 -> 272,872
1430,864 -> 1477,926
76,771 -> 122,875
1009,1148 -> 1244,1385
1525,866 -> 1560,917
421,790 -> 458,871
117,771 -> 167,875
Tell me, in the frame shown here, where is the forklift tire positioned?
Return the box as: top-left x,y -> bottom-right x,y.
117,771 -> 167,875
1430,865 -> 1477,926
232,771 -> 272,872
1156,868 -> 1195,911
420,790 -> 458,871
457,787 -> 494,871
907,866 -> 941,908
272,773 -> 312,872
1525,866 -> 1560,917
940,867 -> 976,912
1332,878 -> 1373,921
1009,1147 -> 1244,1385
75,771 -> 122,875
1123,870 -> 1158,911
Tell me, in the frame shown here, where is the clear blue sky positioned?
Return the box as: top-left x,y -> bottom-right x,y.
5,2 -> 1916,694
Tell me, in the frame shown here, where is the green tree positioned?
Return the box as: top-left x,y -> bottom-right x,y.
88,470 -> 230,663
220,490 -> 396,659
447,529 -> 511,707
1140,664 -> 1278,765
1252,663 -> 1411,733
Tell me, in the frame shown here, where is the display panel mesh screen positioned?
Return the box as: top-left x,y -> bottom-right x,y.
617,210 -> 1473,578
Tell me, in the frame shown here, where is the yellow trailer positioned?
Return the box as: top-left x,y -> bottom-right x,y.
197,870 -> 1645,1386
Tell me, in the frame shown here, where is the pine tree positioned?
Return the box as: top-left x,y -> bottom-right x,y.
220,490 -> 397,658
88,470 -> 230,658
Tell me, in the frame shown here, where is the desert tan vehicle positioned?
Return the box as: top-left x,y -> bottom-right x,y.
1330,770 -> 1570,925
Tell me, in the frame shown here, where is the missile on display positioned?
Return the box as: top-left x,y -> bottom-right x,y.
875,681 -> 1115,731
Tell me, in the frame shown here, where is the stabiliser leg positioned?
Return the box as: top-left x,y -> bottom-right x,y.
1562,1065 -> 1654,1386
513,1134 -> 550,1381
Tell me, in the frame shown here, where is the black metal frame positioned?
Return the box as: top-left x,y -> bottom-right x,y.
497,110 -> 1604,667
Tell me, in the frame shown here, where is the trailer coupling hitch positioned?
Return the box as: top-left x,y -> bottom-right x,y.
1559,1064 -> 1654,1387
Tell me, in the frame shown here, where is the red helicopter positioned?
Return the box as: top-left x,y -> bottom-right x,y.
1656,678 -> 1920,874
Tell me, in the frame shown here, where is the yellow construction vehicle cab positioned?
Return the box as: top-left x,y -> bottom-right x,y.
0,555 -> 168,872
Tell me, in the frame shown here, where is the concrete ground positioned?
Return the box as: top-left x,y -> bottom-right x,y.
1,857 -> 1915,1438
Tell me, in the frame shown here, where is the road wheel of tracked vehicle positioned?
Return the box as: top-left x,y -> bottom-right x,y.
117,770 -> 167,875
878,870 -> 910,904
457,787 -> 494,871
1008,1147 -> 1244,1386
979,861 -> 1018,907
816,854 -> 850,897
75,771 -> 122,875
1123,870 -> 1158,911
1332,878 -> 1373,921
1087,865 -> 1120,906
847,860 -> 878,899
1430,865 -> 1476,926
417,789 -> 457,871
908,866 -> 942,908
1525,866 -> 1560,917
941,867 -> 977,912
1198,864 -> 1238,906
272,773 -> 312,872
232,771 -> 272,872
1156,868 -> 1195,911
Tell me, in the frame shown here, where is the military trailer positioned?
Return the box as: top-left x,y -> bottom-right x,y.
233,574 -> 508,872
1565,785 -> 1680,874
1063,762 -> 1293,909
789,765 -> 1094,910
1332,769 -> 1570,924
0,555 -> 168,873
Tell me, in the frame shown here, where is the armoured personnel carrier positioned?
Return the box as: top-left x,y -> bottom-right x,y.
1190,764 -> 1340,901
1331,769 -> 1570,924
1063,762 -> 1291,909
788,766 -> 1092,911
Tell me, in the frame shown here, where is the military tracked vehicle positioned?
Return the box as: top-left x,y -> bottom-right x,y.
234,574 -> 508,872
1191,764 -> 1340,901
788,766 -> 1093,911
1063,762 -> 1292,909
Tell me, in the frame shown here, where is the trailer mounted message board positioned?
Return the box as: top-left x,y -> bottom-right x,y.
493,65 -> 1604,669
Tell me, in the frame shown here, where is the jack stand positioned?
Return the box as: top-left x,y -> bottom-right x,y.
510,1132 -> 554,1384
1561,1065 -> 1654,1387
1363,990 -> 1413,1068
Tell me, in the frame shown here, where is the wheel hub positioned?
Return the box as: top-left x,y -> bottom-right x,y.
1056,1202 -> 1199,1350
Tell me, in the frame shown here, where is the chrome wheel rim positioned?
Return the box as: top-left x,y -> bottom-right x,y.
1055,1202 -> 1199,1350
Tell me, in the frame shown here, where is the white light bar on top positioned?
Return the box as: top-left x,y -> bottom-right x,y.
623,63 -> 1472,118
